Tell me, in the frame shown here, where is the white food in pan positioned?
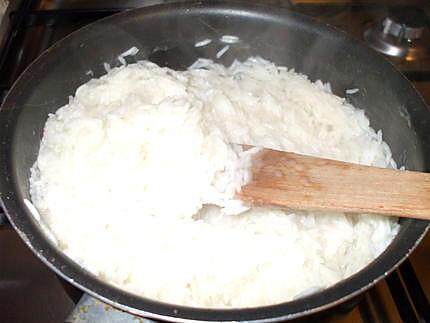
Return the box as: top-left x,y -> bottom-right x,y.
30,57 -> 399,308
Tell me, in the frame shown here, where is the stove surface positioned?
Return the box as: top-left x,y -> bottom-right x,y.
0,1 -> 429,322
0,226 -> 77,323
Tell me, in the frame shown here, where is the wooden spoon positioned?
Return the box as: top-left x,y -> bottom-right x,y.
236,148 -> 430,220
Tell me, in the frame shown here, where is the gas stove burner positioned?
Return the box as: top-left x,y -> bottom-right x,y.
364,7 -> 429,61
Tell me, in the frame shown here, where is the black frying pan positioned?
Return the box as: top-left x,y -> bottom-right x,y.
0,1 -> 429,321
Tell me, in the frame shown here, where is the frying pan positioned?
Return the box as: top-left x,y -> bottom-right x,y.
0,1 -> 429,321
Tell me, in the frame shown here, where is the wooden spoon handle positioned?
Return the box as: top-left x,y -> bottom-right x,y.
236,149 -> 430,220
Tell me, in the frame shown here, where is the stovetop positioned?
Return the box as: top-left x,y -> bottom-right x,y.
0,1 -> 429,322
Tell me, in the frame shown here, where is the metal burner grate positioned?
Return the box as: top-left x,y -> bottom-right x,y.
387,260 -> 430,322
